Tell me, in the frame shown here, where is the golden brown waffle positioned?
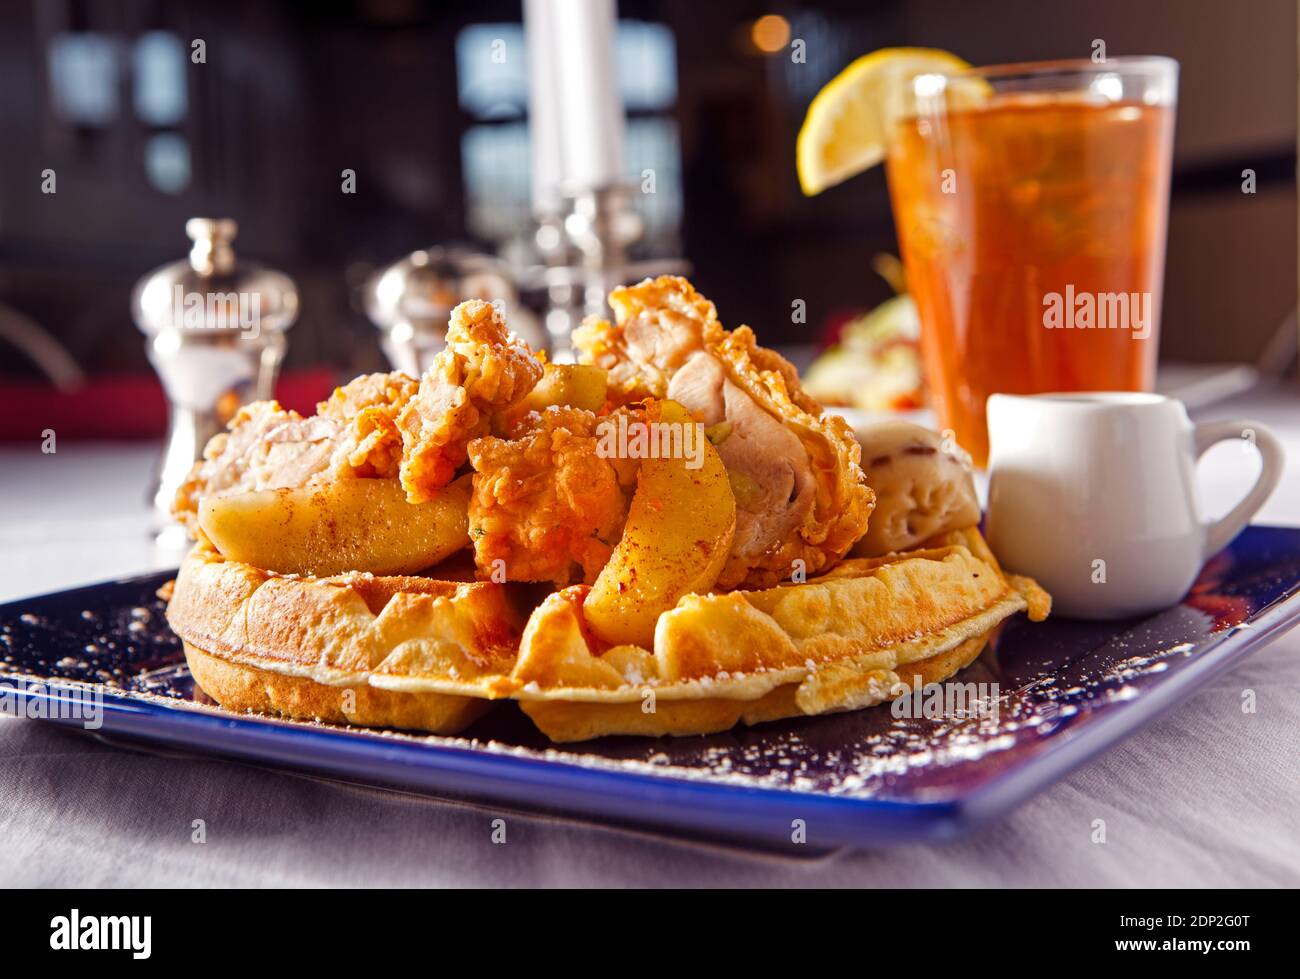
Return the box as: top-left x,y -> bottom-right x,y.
167,527 -> 1047,741
501,526 -> 1048,740
165,544 -> 526,732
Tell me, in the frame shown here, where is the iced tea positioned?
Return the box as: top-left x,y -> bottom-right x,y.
885,59 -> 1177,464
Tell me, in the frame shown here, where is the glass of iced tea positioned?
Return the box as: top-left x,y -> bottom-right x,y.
885,57 -> 1178,465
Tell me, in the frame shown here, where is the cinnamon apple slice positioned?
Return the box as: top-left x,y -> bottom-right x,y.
582,400 -> 737,648
198,476 -> 470,577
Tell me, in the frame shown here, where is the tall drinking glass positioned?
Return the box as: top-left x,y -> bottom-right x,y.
885,57 -> 1178,465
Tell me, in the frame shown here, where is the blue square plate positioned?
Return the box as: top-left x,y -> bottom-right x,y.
2,526 -> 1298,848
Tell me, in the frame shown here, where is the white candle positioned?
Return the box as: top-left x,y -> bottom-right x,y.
524,0 -> 563,212
527,0 -> 625,197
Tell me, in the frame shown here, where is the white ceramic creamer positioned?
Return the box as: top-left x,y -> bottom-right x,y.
986,392 -> 1284,619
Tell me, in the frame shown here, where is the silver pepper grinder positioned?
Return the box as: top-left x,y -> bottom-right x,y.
132,218 -> 298,525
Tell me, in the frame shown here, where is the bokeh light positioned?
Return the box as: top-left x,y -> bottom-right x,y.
750,14 -> 790,54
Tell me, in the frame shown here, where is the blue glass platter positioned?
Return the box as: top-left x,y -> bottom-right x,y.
2,525 -> 1298,849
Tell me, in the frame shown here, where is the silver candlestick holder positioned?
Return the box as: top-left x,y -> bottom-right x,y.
532,182 -> 687,361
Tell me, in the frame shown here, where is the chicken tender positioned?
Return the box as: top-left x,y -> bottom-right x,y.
572,276 -> 717,405
467,406 -> 638,587
317,371 -> 417,423
317,371 -> 418,479
573,276 -> 873,589
398,300 -> 544,503
173,371 -> 419,531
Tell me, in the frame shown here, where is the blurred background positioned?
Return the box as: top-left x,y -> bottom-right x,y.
0,0 -> 1295,441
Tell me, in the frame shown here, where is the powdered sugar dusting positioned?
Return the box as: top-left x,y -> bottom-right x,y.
3,542 -> 1298,806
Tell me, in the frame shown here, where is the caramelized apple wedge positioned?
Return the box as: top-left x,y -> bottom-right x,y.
518,363 -> 607,414
583,400 -> 737,648
198,476 -> 470,577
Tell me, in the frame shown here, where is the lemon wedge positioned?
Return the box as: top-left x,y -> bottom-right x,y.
796,47 -> 973,196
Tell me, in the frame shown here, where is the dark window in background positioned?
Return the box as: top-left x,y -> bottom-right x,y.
455,19 -> 681,249
133,31 -> 191,193
45,26 -> 190,193
0,0 -> 1294,384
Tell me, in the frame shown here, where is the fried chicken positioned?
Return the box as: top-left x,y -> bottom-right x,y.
172,372 -> 418,531
573,276 -> 873,589
572,277 -> 717,405
177,298 -> 544,542
317,370 -> 418,423
397,300 -> 544,504
316,371 -> 418,479
466,406 -> 639,587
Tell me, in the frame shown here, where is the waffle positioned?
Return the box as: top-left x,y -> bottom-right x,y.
501,526 -> 1048,740
167,527 -> 1047,741
165,543 -> 525,732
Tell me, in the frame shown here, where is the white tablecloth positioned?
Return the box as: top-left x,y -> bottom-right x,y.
2,387 -> 1298,886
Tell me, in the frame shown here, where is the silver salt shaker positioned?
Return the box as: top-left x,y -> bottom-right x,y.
132,218 -> 298,524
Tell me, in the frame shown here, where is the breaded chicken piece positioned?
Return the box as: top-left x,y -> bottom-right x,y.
573,276 -> 873,590
317,371 -> 418,422
172,372 -> 418,531
317,371 -> 418,479
467,406 -> 638,587
572,277 -> 718,405
398,300 -> 544,504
